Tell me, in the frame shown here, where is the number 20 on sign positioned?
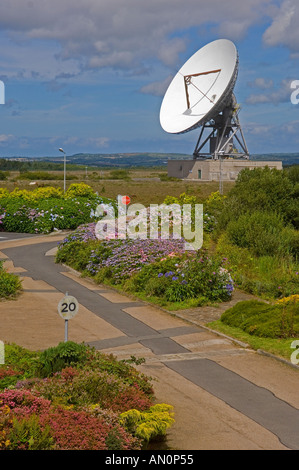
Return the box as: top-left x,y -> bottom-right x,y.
58,293 -> 79,342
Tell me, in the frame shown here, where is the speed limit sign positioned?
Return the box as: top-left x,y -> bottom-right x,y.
58,294 -> 79,320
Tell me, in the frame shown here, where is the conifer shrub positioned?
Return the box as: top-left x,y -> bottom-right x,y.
220,300 -> 299,338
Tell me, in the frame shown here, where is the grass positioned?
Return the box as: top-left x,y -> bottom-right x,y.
0,168 -> 233,206
207,319 -> 296,361
215,232 -> 299,300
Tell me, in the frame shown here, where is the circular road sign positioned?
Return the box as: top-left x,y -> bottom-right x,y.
58,295 -> 79,320
122,195 -> 131,205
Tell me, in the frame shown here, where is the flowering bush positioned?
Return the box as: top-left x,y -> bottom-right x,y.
0,342 -> 171,450
0,390 -> 140,450
0,184 -> 115,234
20,367 -> 152,412
86,237 -> 187,283
127,249 -> 234,303
56,223 -> 234,305
275,294 -> 299,305
163,192 -> 217,233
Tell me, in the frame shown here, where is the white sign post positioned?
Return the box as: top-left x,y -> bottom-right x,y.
0,340 -> 4,365
57,292 -> 79,342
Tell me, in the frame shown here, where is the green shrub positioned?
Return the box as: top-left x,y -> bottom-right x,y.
226,211 -> 287,257
55,240 -> 95,271
0,184 -> 115,234
218,167 -> 299,229
120,404 -> 175,447
0,262 -> 22,299
3,344 -> 40,376
36,341 -> 89,378
18,171 -> 59,181
220,300 -> 299,338
65,183 -> 96,198
7,415 -> 54,450
107,169 -> 131,180
215,232 -> 299,299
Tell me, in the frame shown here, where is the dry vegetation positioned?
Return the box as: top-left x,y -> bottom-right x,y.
0,169 -> 234,204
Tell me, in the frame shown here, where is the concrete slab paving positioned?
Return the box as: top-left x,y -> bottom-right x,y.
0,233 -> 298,450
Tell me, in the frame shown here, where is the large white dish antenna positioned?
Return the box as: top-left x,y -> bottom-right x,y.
160,39 -> 238,134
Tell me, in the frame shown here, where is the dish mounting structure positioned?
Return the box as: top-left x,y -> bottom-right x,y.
159,39 -> 249,160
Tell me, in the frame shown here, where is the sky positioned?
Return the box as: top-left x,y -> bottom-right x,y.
0,0 -> 299,158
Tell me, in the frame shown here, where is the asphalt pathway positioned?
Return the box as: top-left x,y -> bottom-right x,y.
0,234 -> 298,450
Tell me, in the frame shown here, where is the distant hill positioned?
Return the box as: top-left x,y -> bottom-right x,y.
44,152 -> 191,168
1,152 -> 298,168
42,152 -> 299,167
250,154 -> 299,166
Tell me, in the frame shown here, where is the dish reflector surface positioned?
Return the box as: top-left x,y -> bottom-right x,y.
160,39 -> 238,134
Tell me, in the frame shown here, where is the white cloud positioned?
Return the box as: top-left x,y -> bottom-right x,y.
281,120 -> 299,134
87,137 -> 110,148
249,77 -> 274,89
0,0 -> 272,79
263,0 -> 299,51
140,75 -> 173,97
0,134 -> 14,143
246,78 -> 293,104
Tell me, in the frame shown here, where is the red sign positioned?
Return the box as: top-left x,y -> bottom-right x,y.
122,195 -> 131,205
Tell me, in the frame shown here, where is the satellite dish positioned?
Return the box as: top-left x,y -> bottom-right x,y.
160,39 -> 249,160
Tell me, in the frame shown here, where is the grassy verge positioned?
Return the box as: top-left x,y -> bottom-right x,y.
207,320 -> 297,361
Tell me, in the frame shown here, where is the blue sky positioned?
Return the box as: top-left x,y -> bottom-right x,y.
0,0 -> 299,158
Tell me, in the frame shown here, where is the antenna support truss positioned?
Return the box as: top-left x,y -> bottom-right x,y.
193,98 -> 249,160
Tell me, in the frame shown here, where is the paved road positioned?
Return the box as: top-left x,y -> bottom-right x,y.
0,233 -> 298,450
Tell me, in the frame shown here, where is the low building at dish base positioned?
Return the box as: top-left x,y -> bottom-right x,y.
167,159 -> 283,181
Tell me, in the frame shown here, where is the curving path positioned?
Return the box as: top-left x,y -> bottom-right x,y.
0,232 -> 298,450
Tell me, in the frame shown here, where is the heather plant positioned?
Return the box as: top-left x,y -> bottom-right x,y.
0,394 -> 141,450
41,406 -> 139,450
87,353 -> 153,397
0,341 -> 174,450
25,367 -> 153,412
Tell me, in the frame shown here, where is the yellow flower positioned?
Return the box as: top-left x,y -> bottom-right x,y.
276,294 -> 299,305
